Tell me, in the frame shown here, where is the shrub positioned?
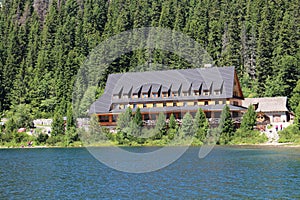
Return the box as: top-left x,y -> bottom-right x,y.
278,125 -> 300,143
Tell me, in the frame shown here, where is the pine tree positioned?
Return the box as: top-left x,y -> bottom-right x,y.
193,108 -> 209,141
289,80 -> 300,112
219,105 -> 234,144
117,107 -> 132,130
66,103 -> 75,130
240,105 -> 256,131
133,107 -> 143,127
168,113 -> 176,130
256,4 -> 274,96
51,109 -> 65,136
295,102 -> 300,129
181,112 -> 194,137
154,112 -> 166,139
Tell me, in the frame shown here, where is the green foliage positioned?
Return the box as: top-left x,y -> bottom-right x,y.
5,104 -> 34,133
231,129 -> 268,144
0,0 -> 299,146
51,109 -> 65,137
0,0 -> 299,115
154,112 -> 166,139
278,124 -> 300,143
117,107 -> 132,131
240,105 -> 256,131
79,114 -> 107,145
193,108 -> 209,141
37,133 -> 49,144
168,114 -> 177,130
181,112 -> 194,137
218,105 -> 235,144
133,107 -> 143,128
294,102 -> 300,129
289,80 -> 300,112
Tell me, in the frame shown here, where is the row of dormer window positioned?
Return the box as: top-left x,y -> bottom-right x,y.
113,89 -> 221,99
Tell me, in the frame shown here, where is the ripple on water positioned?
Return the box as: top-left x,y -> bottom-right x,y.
0,146 -> 299,199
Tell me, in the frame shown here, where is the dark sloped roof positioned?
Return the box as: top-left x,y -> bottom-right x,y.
242,97 -> 289,112
90,66 -> 238,114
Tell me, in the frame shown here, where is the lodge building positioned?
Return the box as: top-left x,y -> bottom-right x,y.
89,66 -> 247,127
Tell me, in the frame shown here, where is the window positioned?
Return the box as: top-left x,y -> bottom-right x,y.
163,102 -> 166,107
153,103 -> 157,107
173,102 -> 177,107
194,102 -> 197,106
143,94 -> 148,98
205,112 -> 211,118
233,101 -> 239,106
194,91 -> 199,96
232,112 -> 239,118
113,95 -> 119,99
173,92 -> 178,97
123,95 -> 128,99
205,101 -> 208,105
133,94 -> 138,99
203,90 -> 210,96
214,112 -> 221,118
214,90 -> 221,95
133,104 -> 137,108
183,102 -> 187,107
162,93 -> 168,98
100,115 -> 109,122
153,93 -> 157,98
151,114 -> 157,120
144,114 -> 150,120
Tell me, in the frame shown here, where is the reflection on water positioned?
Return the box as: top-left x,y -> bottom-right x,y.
0,146 -> 299,199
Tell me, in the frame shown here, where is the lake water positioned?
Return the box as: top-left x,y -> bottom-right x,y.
0,146 -> 299,199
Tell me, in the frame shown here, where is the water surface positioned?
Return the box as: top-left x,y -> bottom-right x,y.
0,146 -> 299,199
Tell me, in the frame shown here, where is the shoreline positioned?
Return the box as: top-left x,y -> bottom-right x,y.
1,142 -> 300,149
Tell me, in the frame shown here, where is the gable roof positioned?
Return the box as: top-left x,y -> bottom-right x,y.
90,66 -> 239,114
242,97 -> 289,112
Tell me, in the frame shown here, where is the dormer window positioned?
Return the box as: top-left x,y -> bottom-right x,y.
143,93 -> 148,98
132,94 -> 138,99
203,90 -> 210,96
194,91 -> 199,96
214,90 -> 221,95
123,94 -> 128,99
172,92 -> 178,97
153,93 -> 158,98
113,94 -> 119,99
183,92 -> 188,96
162,92 -> 168,98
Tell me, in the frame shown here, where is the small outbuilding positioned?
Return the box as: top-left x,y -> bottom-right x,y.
242,97 -> 292,130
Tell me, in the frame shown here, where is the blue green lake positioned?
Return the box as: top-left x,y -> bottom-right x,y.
0,146 -> 299,199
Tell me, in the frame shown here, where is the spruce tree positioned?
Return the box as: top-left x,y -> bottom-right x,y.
193,108 -> 209,141
51,109 -> 65,137
154,112 -> 166,139
289,80 -> 300,112
168,113 -> 176,130
133,107 -> 143,127
240,105 -> 256,131
181,112 -> 194,137
117,107 -> 132,130
219,105 -> 234,144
